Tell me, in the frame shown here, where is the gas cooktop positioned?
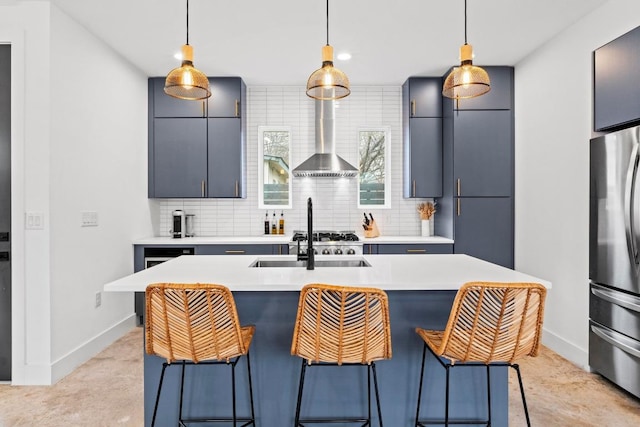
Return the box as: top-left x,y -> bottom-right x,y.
291,230 -> 359,242
289,230 -> 362,256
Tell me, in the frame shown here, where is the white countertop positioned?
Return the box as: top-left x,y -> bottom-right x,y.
133,235 -> 454,245
104,254 -> 550,292
360,235 -> 454,244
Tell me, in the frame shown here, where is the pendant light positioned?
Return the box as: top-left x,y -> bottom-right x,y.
164,0 -> 211,100
442,0 -> 491,100
306,0 -> 350,100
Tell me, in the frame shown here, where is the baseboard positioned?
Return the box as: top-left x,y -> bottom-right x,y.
542,327 -> 589,370
50,315 -> 136,384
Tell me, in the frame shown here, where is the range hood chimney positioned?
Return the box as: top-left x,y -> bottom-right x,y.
292,100 -> 358,178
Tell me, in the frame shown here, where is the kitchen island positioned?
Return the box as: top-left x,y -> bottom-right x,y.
104,254 -> 550,426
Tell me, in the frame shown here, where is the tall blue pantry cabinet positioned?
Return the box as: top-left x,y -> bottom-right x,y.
405,67 -> 515,268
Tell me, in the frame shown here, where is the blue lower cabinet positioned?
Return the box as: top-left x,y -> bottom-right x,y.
195,244 -> 274,255
363,244 -> 378,255
377,244 -> 453,254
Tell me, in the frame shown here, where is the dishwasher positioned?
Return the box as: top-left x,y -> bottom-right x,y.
135,246 -> 195,325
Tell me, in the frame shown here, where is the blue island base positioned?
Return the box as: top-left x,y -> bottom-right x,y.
144,291 -> 508,426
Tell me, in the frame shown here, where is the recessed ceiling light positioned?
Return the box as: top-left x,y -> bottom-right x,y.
173,52 -> 182,60
337,52 -> 352,61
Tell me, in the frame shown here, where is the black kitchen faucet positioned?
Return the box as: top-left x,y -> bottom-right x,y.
296,197 -> 315,270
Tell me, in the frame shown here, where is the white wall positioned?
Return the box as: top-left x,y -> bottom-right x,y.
158,86 -> 433,236
0,2 -> 153,384
48,5 -> 153,382
515,0 -> 640,367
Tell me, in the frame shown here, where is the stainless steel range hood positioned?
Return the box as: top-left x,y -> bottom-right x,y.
292,100 -> 358,178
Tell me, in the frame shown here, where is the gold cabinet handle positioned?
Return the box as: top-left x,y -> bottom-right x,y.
225,250 -> 245,254
412,180 -> 416,198
201,180 -> 206,197
407,249 -> 427,253
411,99 -> 416,117
457,178 -> 461,197
235,180 -> 239,197
278,245 -> 282,255
235,100 -> 239,117
457,198 -> 461,216
201,101 -> 205,117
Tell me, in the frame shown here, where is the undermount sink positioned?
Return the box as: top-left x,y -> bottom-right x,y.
249,258 -> 371,268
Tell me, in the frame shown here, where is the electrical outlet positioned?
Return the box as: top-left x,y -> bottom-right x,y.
95,291 -> 102,308
81,211 -> 99,227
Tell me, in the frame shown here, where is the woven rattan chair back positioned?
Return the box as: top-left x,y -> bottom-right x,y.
145,283 -> 249,363
436,281 -> 546,364
291,283 -> 392,365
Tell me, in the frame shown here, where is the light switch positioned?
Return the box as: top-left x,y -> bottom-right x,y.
81,211 -> 99,227
25,211 -> 44,230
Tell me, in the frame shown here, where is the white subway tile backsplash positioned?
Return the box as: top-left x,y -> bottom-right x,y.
156,85 -> 435,237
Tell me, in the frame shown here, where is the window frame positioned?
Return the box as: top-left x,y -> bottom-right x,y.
258,125 -> 292,209
357,126 -> 391,209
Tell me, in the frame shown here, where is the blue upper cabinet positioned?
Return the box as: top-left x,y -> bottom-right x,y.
453,110 -> 513,197
151,118 -> 208,197
148,77 -> 246,198
207,77 -> 245,118
402,77 -> 443,198
150,78 -> 206,118
594,25 -> 640,131
450,66 -> 514,111
406,77 -> 442,117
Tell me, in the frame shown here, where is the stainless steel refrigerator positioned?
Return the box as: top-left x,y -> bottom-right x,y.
589,125 -> 640,398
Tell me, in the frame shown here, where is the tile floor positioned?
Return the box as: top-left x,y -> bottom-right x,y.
0,327 -> 639,426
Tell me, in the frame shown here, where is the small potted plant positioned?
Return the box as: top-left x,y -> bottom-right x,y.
417,202 -> 436,237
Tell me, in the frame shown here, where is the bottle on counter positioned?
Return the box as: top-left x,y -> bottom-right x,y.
271,211 -> 277,234
279,211 -> 285,235
264,211 -> 270,235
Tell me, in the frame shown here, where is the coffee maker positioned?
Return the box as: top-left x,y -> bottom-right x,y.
171,210 -> 185,238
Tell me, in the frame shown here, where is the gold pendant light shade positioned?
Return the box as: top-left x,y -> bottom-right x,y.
306,45 -> 350,100
442,43 -> 491,100
442,0 -> 491,100
165,45 -> 211,100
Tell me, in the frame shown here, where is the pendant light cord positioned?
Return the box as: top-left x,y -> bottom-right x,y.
326,0 -> 329,46
186,0 -> 190,45
464,0 -> 467,45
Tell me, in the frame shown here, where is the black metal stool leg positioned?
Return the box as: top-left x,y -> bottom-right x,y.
512,364 -> 531,427
246,351 -> 256,426
231,359 -> 237,427
486,365 -> 492,427
371,362 -> 383,427
415,343 -> 427,426
179,361 -> 186,423
294,360 -> 307,427
367,364 -> 372,426
151,362 -> 168,427
444,364 -> 451,427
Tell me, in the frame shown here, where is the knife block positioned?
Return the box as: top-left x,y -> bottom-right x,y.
364,220 -> 380,238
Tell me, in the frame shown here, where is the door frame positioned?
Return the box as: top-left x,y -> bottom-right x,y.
1,29 -> 26,384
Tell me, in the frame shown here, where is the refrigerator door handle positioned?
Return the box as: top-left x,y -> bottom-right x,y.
591,323 -> 640,359
591,283 -> 640,313
624,143 -> 640,265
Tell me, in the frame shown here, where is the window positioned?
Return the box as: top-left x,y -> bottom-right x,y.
258,126 -> 292,209
358,127 -> 391,208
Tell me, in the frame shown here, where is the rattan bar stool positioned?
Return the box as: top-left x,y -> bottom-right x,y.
291,283 -> 392,427
414,282 -> 547,427
145,283 -> 256,427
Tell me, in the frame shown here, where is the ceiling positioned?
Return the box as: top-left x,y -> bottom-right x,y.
50,0 -> 608,86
